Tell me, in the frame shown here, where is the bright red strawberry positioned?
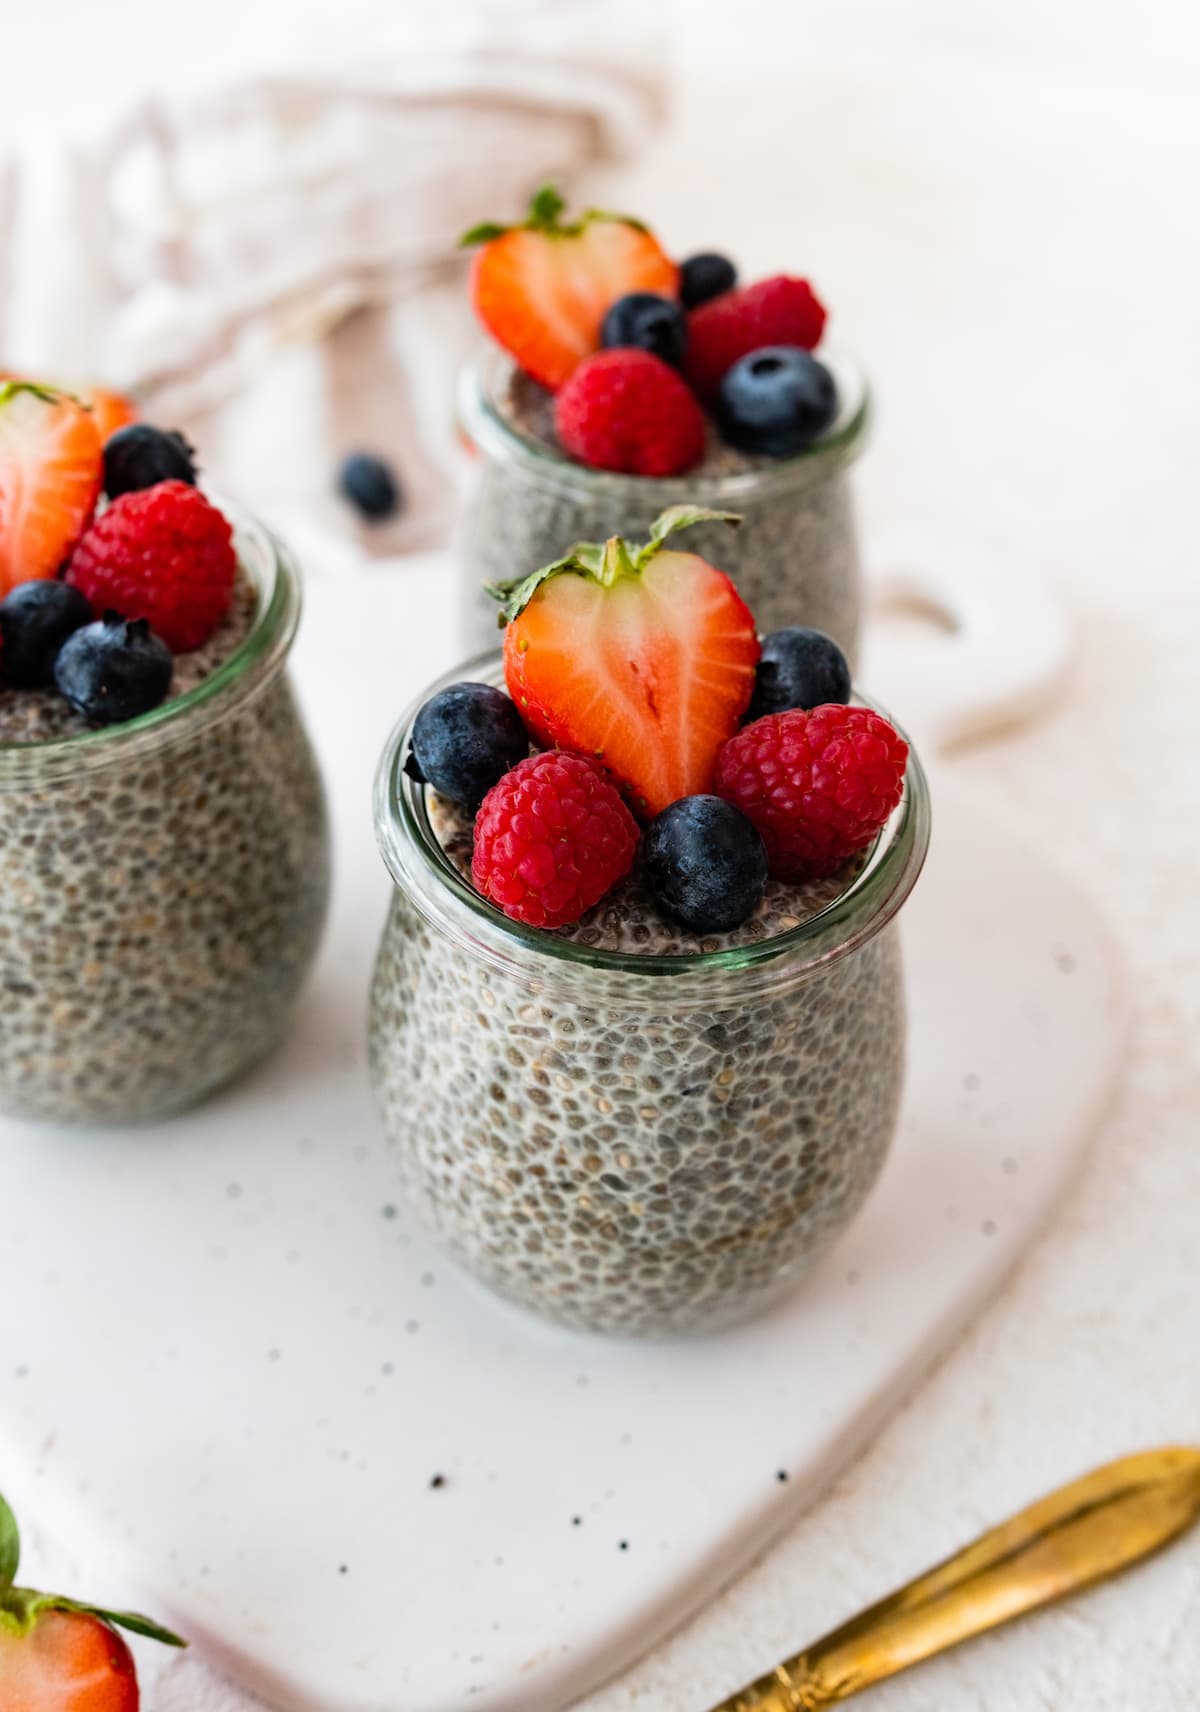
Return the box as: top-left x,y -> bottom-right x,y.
714,705 -> 908,879
685,275 -> 827,403
496,507 -> 760,820
555,349 -> 706,476
0,383 -> 103,595
463,185 -> 678,391
0,1489 -> 183,1711
67,481 -> 236,653
472,750 -> 638,927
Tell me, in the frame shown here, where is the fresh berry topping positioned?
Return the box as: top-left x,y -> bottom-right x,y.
554,350 -> 705,477
471,750 -> 638,928
495,506 -> 760,819
600,292 -> 687,368
406,682 -> 529,806
67,481 -> 236,653
337,451 -> 401,521
643,794 -> 767,934
0,382 -> 102,595
85,389 -> 139,445
715,705 -> 908,880
0,1487 -> 184,1712
102,424 -> 196,498
717,346 -> 838,456
54,615 -> 174,725
679,252 -> 737,309
747,626 -> 851,721
685,275 -> 827,403
0,579 -> 92,687
462,185 -> 678,391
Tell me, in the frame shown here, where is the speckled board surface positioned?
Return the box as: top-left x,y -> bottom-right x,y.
0,569 -> 1126,1712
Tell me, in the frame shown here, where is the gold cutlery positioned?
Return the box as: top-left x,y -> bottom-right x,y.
709,1445 -> 1200,1710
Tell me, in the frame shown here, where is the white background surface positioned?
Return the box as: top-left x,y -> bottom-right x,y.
4,1 -> 1200,1707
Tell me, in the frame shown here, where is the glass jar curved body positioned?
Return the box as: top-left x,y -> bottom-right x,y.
368,657 -> 928,1339
0,516 -> 331,1124
455,352 -> 870,664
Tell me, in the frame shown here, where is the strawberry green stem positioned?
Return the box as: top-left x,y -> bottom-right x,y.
460,182 -> 649,247
0,1490 -> 184,1646
0,1491 -> 19,1588
0,380 -> 69,413
486,504 -> 742,624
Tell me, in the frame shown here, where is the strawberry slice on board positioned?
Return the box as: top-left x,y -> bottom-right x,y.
0,1489 -> 184,1711
0,382 -> 104,596
493,506 -> 761,820
462,185 -> 679,392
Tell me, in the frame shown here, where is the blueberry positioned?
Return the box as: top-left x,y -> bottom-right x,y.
338,452 -> 401,522
54,614 -> 173,725
0,580 -> 93,686
643,795 -> 768,935
405,683 -> 529,806
717,346 -> 838,457
600,293 -> 688,368
748,627 -> 851,721
679,252 -> 737,309
103,425 -> 197,498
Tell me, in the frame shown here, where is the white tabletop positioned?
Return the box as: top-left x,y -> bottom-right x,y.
9,4 -> 1200,1708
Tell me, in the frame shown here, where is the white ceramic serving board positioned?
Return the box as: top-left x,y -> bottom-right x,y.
0,563 -> 1121,1712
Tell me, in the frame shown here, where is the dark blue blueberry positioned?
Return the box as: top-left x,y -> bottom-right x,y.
54,614 -> 173,725
748,627 -> 851,721
0,579 -> 92,686
679,252 -> 737,309
338,452 -> 401,522
643,795 -> 768,935
405,682 -> 528,806
600,293 -> 688,368
717,346 -> 838,457
103,425 -> 197,498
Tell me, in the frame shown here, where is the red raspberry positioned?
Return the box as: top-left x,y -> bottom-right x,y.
714,705 -> 908,880
554,349 -> 706,477
67,481 -> 236,653
685,275 -> 827,403
472,750 -> 639,928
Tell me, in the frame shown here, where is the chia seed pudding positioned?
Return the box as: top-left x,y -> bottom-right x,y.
0,513 -> 330,1124
368,655 -> 929,1339
455,351 -> 870,663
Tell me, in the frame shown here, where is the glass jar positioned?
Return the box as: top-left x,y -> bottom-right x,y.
455,350 -> 870,663
368,654 -> 929,1338
0,512 -> 331,1125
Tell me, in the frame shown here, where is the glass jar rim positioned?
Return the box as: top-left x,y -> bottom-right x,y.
373,650 -> 930,994
0,503 -> 302,788
457,345 -> 870,506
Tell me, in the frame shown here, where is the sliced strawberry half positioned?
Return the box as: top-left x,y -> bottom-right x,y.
462,185 -> 678,391
495,507 -> 760,819
0,382 -> 103,595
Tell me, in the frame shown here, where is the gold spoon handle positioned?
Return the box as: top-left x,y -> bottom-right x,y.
714,1446 -> 1200,1711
